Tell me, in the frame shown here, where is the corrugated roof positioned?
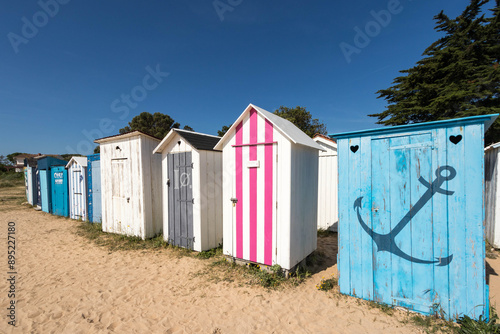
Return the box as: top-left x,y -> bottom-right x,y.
153,128 -> 221,154
214,104 -> 324,151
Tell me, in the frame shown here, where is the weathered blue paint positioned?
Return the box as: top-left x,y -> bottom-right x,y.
39,170 -> 49,212
36,156 -> 67,213
51,166 -> 68,217
332,114 -> 498,321
87,154 -> 102,223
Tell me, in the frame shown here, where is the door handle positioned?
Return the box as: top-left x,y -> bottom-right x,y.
230,197 -> 238,207
127,197 -> 130,203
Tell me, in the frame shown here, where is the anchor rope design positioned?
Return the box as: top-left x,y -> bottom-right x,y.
354,166 -> 456,266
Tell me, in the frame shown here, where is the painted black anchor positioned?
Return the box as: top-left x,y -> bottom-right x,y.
354,165 -> 456,266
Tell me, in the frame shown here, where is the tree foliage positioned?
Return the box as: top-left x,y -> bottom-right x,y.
217,125 -> 231,137
370,0 -> 500,145
0,155 -> 10,172
273,106 -> 327,137
119,112 -> 192,139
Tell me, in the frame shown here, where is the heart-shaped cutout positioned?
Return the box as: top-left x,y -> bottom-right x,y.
350,145 -> 359,153
449,135 -> 462,145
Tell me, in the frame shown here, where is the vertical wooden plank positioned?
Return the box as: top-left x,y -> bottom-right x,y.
348,137 -> 362,297
167,154 -> 174,244
409,133 -> 434,313
93,160 -> 102,223
360,136 -> 373,300
186,152 -> 194,250
205,151 -> 215,250
174,153 -> 181,246
432,128 -> 451,316
371,138 -> 392,305
180,152 -> 188,248
214,151 -> 223,248
389,136 -> 413,308
337,138 -> 350,294
447,125 -> 466,319
464,123 -> 486,319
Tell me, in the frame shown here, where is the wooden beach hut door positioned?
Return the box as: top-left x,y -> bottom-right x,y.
91,160 -> 102,223
231,112 -> 277,266
111,159 -> 131,234
369,132 -> 449,313
167,152 -> 194,249
39,170 -> 49,212
71,168 -> 85,219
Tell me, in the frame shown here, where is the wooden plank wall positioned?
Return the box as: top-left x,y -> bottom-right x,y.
485,146 -> 500,248
316,141 -> 338,231
337,123 -> 487,320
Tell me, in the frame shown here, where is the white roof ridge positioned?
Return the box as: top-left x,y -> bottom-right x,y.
173,128 -> 221,138
66,156 -> 88,168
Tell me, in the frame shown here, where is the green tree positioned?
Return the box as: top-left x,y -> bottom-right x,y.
370,0 -> 500,145
217,124 -> 231,137
94,146 -> 100,154
0,155 -> 10,172
274,106 -> 327,137
119,112 -> 192,139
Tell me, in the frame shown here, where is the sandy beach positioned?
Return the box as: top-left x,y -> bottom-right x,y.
1,185 -> 499,333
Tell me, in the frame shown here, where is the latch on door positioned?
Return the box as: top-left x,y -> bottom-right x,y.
230,197 -> 238,207
127,197 -> 130,203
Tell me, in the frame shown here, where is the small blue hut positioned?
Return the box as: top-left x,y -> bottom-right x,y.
332,114 -> 498,320
35,156 -> 67,213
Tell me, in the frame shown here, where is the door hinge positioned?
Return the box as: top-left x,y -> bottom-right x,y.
276,201 -> 278,209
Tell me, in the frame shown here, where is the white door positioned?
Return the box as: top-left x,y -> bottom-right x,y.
111,159 -> 130,234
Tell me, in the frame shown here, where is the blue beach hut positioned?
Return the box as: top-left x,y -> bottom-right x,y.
35,156 -> 67,213
332,114 -> 498,320
51,166 -> 69,217
87,154 -> 102,223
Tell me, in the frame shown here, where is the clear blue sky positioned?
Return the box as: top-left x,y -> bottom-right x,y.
0,0 -> 488,156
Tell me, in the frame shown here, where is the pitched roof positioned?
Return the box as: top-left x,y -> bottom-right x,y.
313,133 -> 336,143
153,128 -> 221,154
313,134 -> 337,151
214,104 -> 324,151
94,130 -> 161,144
66,156 -> 88,169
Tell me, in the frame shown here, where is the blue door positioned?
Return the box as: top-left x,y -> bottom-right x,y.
370,133 -> 439,312
39,170 -> 49,213
91,160 -> 102,223
51,167 -> 68,217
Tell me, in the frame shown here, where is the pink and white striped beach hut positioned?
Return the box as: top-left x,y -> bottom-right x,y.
214,104 -> 324,270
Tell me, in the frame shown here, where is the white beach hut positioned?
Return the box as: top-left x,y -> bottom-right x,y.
313,134 -> 338,232
94,131 -> 162,239
153,129 -> 223,251
214,104 -> 324,270
485,142 -> 500,248
66,156 -> 88,221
